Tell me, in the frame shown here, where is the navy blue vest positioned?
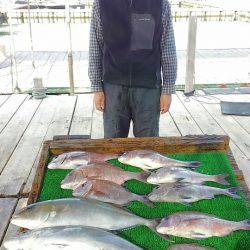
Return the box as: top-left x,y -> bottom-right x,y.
99,0 -> 163,88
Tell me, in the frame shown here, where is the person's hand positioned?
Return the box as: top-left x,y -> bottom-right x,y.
94,91 -> 105,112
160,94 -> 172,114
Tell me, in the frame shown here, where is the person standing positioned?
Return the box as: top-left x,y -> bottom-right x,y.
89,0 -> 177,138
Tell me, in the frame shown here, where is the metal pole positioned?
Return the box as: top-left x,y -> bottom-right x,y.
8,1 -> 21,93
27,0 -> 36,69
66,2 -> 75,95
184,15 -> 197,96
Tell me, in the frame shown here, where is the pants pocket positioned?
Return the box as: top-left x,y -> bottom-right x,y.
130,13 -> 155,51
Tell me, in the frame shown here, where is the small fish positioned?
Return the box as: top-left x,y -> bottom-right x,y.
157,211 -> 250,239
168,244 -> 214,250
48,151 -> 118,169
11,199 -> 163,238
4,226 -> 143,250
118,150 -> 200,170
61,163 -> 149,189
148,183 -> 240,204
73,179 -> 153,207
147,167 -> 229,185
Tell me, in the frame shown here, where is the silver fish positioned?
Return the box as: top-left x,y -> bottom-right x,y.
148,183 -> 240,204
11,198 -> 159,232
147,167 -> 229,185
61,163 -> 149,190
118,150 -> 200,170
73,179 -> 153,207
48,151 -> 118,169
4,226 -> 142,250
157,211 -> 250,239
168,244 -> 214,250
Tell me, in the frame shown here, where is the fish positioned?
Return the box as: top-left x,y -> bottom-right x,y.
156,211 -> 250,239
4,226 -> 142,250
73,179 -> 153,207
147,167 -> 229,185
148,183 -> 240,204
61,163 -> 150,189
168,244 -> 214,250
118,150 -> 200,170
11,198 -> 161,235
48,151 -> 118,169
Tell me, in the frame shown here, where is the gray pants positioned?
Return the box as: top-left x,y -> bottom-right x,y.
103,82 -> 161,138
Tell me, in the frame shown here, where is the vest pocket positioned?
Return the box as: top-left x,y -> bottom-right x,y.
130,13 -> 155,51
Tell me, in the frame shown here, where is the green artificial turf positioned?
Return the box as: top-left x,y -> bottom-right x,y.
39,151 -> 250,250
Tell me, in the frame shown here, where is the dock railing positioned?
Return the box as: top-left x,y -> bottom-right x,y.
6,8 -> 250,24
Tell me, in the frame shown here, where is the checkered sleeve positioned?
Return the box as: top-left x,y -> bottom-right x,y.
161,0 -> 177,94
88,0 -> 104,92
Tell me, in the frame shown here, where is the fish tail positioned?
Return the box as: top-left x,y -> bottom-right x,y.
135,172 -> 151,183
185,161 -> 200,168
225,186 -> 241,199
214,174 -> 230,185
237,220 -> 250,230
136,195 -> 154,208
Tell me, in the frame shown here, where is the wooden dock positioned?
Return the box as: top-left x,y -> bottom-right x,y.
0,92 -> 249,248
1,49 -> 250,93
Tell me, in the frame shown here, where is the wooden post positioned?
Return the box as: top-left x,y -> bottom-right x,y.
184,15 -> 197,96
66,3 -> 75,95
8,5 -> 20,93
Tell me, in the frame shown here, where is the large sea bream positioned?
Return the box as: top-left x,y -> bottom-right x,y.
48,151 -> 118,169
118,150 -> 200,170
157,211 -> 250,239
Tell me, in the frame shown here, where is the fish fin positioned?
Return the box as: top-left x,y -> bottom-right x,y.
214,174 -> 230,185
226,186 -> 241,199
173,183 -> 189,188
50,244 -> 70,248
110,229 -> 120,235
153,185 -> 161,191
181,201 -> 192,206
239,219 -> 250,230
137,196 -> 154,208
186,161 -> 200,168
95,190 -> 108,197
180,195 -> 192,200
158,233 -> 172,241
205,195 -> 215,200
190,231 -> 207,239
175,177 -> 186,182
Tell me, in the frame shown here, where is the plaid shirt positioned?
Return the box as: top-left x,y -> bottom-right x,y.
88,0 -> 177,94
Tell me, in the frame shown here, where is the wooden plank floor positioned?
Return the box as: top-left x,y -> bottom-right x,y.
0,48 -> 249,93
0,92 -> 249,248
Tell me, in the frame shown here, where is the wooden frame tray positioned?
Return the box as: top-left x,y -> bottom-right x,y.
27,134 -> 249,205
